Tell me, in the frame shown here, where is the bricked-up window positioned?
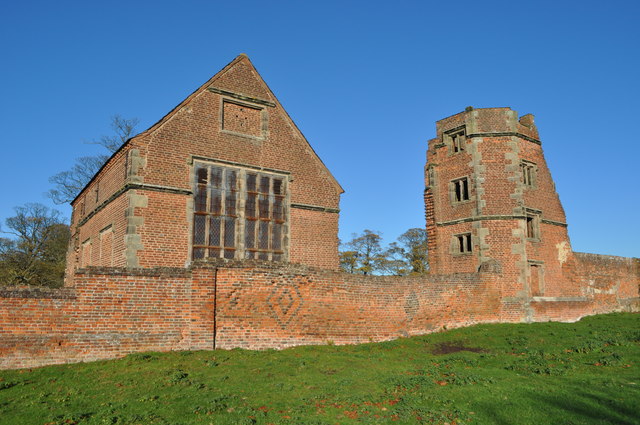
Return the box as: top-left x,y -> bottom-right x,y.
451,177 -> 470,203
454,233 -> 472,254
81,239 -> 91,268
192,162 -> 287,261
529,263 -> 544,296
222,100 -> 263,138
521,160 -> 536,188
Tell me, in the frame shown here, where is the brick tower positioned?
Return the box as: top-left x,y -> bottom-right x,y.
425,107 -> 582,307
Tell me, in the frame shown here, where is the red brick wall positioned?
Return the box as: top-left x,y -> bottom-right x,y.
213,264 -> 503,349
1,260 -> 637,370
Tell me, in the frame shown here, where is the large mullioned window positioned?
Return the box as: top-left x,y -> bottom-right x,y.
192,162 -> 287,261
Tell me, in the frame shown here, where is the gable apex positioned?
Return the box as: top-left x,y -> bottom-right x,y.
72,54 -> 343,204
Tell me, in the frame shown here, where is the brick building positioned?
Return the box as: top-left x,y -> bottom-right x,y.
67,54 -> 343,275
425,108 -> 580,304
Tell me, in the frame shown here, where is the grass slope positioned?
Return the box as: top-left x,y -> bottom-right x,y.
0,313 -> 638,425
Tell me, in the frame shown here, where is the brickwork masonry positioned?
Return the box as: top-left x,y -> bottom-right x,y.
1,260 -> 637,370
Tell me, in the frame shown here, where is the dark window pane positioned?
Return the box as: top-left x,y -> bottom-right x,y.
226,191 -> 236,216
273,223 -> 282,250
208,248 -> 221,258
196,167 -> 208,184
246,173 -> 257,192
211,167 -> 223,188
224,249 -> 235,259
193,248 -> 205,259
258,252 -> 269,260
226,170 -> 237,191
273,178 -> 283,195
245,250 -> 255,260
259,221 -> 269,249
209,216 -> 221,247
273,196 -> 284,221
259,176 -> 270,194
246,193 -> 256,218
272,254 -> 282,262
195,185 -> 207,212
224,217 -> 236,247
193,215 -> 206,245
245,220 -> 255,248
210,188 -> 222,214
259,194 -> 269,218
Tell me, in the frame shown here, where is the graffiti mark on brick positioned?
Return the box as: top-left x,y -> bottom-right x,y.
267,284 -> 303,329
405,291 -> 419,321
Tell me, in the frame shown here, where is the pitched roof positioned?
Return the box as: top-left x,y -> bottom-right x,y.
72,54 -> 343,204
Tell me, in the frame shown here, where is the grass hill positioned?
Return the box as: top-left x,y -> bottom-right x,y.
0,313 -> 638,424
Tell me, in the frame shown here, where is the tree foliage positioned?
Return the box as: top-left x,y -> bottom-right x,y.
0,203 -> 70,287
340,227 -> 428,276
48,115 -> 139,204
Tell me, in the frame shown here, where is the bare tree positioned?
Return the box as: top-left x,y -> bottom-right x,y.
0,203 -> 70,286
340,230 -> 385,275
48,115 -> 139,204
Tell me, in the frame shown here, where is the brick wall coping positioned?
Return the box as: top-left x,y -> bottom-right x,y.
75,266 -> 191,278
574,252 -> 639,265
0,286 -> 76,299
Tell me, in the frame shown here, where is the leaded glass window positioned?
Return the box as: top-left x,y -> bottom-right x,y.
192,162 -> 287,261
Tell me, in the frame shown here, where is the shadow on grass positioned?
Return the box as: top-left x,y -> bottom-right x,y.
477,382 -> 640,425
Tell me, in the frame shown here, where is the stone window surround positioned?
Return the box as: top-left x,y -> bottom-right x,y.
525,208 -> 542,242
219,97 -> 268,141
451,232 -> 473,256
80,238 -> 91,268
443,125 -> 467,155
449,176 -> 471,205
99,225 -> 114,267
527,259 -> 545,297
189,158 -> 290,263
520,159 -> 537,189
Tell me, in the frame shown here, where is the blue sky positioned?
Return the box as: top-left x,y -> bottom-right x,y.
1,0 -> 638,258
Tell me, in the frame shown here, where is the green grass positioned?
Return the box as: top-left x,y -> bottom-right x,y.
1,313 -> 639,425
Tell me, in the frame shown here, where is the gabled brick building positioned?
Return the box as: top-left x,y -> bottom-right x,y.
67,54 -> 343,275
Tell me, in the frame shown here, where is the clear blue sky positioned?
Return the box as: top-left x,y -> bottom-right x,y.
1,0 -> 638,258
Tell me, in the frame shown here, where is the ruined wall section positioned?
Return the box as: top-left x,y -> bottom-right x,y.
426,107 -> 583,312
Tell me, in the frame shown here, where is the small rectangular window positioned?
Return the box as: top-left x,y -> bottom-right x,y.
525,210 -> 540,240
451,177 -> 470,203
521,160 -> 536,188
453,233 -> 472,254
445,127 -> 466,154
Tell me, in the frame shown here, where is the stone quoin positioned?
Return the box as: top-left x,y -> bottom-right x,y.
1,55 -> 638,370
